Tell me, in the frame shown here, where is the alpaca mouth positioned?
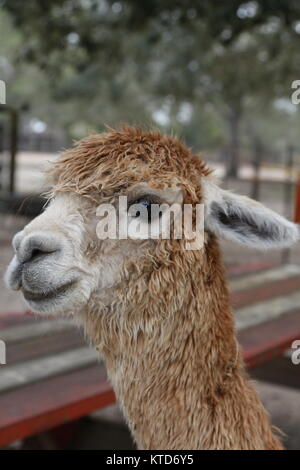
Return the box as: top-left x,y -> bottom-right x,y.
22,281 -> 76,302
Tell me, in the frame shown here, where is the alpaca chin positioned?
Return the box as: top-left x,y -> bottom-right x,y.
21,281 -> 79,316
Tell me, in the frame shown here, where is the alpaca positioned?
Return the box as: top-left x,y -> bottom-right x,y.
5,127 -> 299,449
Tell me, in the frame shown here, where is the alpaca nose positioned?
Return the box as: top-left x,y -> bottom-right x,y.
13,231 -> 61,264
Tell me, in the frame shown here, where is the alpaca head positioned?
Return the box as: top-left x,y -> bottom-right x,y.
5,128 -> 299,326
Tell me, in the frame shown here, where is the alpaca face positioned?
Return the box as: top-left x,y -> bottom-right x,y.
5,193 -> 92,315
4,191 -> 166,316
5,185 -> 188,316
5,128 -> 299,318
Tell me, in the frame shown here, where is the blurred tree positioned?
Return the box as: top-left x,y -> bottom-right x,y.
1,0 -> 300,174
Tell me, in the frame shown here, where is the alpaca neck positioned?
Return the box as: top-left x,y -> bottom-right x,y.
86,242 -> 282,449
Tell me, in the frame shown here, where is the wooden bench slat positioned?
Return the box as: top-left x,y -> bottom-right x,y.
0,318 -> 75,345
227,261 -> 276,278
0,364 -> 116,448
232,275 -> 300,310
0,347 -> 98,394
239,309 -> 300,368
236,289 -> 300,331
0,312 -> 36,329
7,329 -> 84,365
229,264 -> 300,293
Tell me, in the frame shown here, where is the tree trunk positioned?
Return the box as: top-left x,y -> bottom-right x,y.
251,136 -> 263,201
226,108 -> 240,179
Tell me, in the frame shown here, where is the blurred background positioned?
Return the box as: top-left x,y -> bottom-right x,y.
1,0 -> 300,450
1,1 -> 300,257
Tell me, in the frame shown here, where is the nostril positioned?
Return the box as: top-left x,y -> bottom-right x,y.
18,233 -> 61,264
30,248 -> 47,262
26,242 -> 59,264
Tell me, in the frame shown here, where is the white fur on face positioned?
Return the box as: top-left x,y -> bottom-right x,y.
5,193 -> 145,316
6,183 -> 184,317
203,178 -> 299,249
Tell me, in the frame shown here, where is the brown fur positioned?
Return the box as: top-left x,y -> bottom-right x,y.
48,127 -> 283,450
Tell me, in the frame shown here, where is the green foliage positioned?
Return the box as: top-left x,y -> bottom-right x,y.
1,0 -> 300,160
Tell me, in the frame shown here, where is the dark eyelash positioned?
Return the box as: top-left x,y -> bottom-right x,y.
128,195 -> 162,206
127,195 -> 163,223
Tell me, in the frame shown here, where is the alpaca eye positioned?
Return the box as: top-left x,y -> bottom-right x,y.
128,198 -> 153,223
135,199 -> 152,210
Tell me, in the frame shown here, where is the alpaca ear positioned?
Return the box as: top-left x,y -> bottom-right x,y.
203,180 -> 299,249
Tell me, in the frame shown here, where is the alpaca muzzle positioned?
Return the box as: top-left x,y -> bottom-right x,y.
5,230 -> 79,310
